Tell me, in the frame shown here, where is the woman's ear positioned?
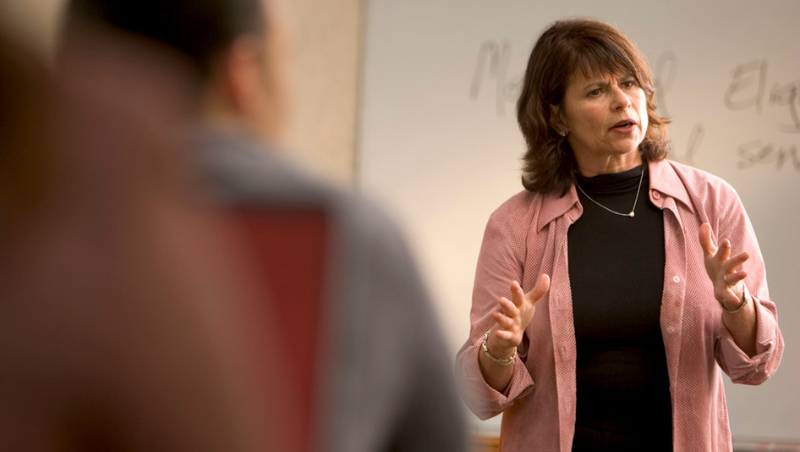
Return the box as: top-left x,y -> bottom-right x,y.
549,104 -> 567,135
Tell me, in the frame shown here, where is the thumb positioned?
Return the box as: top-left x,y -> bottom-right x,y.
699,223 -> 717,256
525,273 -> 551,304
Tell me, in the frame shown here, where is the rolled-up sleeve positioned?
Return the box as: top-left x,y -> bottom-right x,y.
716,296 -> 783,385
457,337 -> 534,420
455,201 -> 536,420
712,186 -> 784,385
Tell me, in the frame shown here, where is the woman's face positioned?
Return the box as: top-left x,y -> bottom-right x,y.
553,71 -> 648,174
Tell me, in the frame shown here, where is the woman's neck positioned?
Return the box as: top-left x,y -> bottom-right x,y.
574,152 -> 643,177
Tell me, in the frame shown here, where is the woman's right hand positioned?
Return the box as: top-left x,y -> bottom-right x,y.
487,274 -> 551,355
479,274 -> 550,392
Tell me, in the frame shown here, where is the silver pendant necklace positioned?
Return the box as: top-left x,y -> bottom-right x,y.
575,165 -> 645,218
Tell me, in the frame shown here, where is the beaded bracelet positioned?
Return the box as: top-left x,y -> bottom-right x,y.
719,284 -> 751,314
481,332 -> 516,366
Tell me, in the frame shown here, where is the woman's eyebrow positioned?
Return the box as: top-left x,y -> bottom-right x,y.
581,80 -> 608,90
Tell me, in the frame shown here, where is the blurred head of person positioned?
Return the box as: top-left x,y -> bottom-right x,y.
62,0 -> 292,145
516,18 -> 671,194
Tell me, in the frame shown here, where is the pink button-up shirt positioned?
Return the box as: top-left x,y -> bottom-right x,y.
456,159 -> 783,451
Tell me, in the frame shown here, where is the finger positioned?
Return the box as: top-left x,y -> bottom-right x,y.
723,271 -> 747,287
718,239 -> 732,262
525,273 -> 551,303
495,329 -> 513,341
720,290 -> 741,306
699,223 -> 717,256
721,252 -> 750,273
497,297 -> 520,318
491,310 -> 516,329
510,280 -> 526,308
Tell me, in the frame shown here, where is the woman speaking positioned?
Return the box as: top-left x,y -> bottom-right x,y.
456,18 -> 783,452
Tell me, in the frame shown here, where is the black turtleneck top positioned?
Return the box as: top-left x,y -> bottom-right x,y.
568,164 -> 673,451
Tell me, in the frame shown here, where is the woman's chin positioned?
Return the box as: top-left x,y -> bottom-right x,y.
608,137 -> 645,157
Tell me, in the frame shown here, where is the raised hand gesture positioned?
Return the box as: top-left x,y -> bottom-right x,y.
699,223 -> 749,309
490,274 -> 551,350
698,222 -> 757,356
479,274 -> 550,391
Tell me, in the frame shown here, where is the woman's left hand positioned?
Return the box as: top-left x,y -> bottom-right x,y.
699,223 -> 750,309
699,223 -> 759,356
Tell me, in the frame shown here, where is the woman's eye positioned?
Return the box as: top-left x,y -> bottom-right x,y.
622,80 -> 637,88
588,89 -> 602,97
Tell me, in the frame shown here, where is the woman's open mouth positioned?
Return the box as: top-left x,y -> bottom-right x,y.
610,119 -> 637,133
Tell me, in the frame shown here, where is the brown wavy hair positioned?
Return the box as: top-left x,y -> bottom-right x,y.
517,18 -> 670,195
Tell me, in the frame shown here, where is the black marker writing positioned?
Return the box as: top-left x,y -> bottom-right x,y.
469,40 -> 522,118
670,123 -> 704,165
723,59 -> 800,133
653,52 -> 678,118
769,80 -> 800,133
724,60 -> 768,112
684,123 -> 704,165
737,140 -> 800,171
470,40 -> 511,117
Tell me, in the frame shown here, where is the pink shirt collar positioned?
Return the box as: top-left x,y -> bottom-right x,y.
537,159 -> 696,231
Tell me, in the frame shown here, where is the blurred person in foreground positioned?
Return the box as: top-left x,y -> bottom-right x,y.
0,28 -> 288,451
456,19 -> 783,451
60,1 -> 468,451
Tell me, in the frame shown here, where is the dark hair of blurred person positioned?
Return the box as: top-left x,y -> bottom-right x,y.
66,0 -> 265,79
0,28 -> 289,452
62,0 -> 289,145
60,1 -> 469,452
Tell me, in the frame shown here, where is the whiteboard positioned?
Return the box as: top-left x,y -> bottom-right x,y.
357,0 -> 800,440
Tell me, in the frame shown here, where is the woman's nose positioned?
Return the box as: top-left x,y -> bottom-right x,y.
610,85 -> 632,110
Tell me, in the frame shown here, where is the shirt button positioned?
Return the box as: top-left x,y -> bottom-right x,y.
667,326 -> 676,334
652,191 -> 660,199
673,276 -> 681,283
